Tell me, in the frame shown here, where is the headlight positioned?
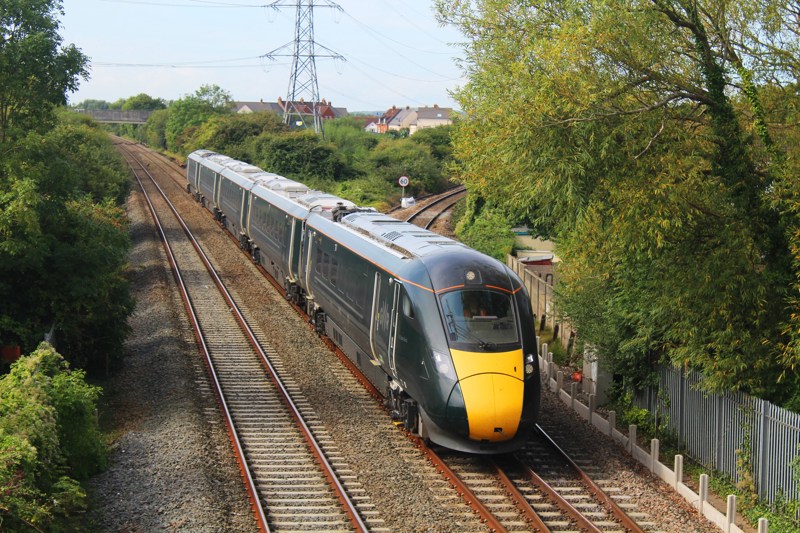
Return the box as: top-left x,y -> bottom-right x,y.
525,353 -> 536,375
432,350 -> 457,380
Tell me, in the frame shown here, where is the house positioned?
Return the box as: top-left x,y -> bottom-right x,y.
412,105 -> 453,134
370,104 -> 454,134
234,100 -> 283,114
233,98 -> 348,123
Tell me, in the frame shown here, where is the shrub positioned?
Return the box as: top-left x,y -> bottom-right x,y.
0,343 -> 106,531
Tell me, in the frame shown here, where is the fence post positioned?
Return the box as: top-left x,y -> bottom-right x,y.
570,382 -> 577,409
674,455 -> 683,489
608,411 -> 616,438
650,439 -> 659,473
758,517 -> 768,533
757,399 -> 768,500
589,394 -> 596,424
699,474 -> 709,514
726,494 -> 737,533
629,424 -> 637,453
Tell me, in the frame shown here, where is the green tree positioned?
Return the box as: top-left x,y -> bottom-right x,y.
410,125 -> 454,163
0,343 -> 105,531
141,108 -> 169,149
437,0 -> 800,403
0,120 -> 133,372
165,85 -> 232,153
367,138 -> 445,196
0,0 -> 88,142
121,92 -> 166,111
187,111 -> 287,158
250,130 -> 349,185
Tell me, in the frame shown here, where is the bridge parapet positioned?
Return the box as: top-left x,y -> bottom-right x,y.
77,109 -> 155,124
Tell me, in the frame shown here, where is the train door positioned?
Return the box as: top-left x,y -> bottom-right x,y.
370,272 -> 400,376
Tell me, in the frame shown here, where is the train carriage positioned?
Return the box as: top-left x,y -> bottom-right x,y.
185,149 -> 540,454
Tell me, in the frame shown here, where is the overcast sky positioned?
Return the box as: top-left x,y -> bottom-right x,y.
60,0 -> 466,113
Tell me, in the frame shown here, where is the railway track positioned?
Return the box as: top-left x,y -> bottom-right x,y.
118,143 -> 378,533
404,185 -> 467,229
116,141 -> 678,533
417,429 -> 650,533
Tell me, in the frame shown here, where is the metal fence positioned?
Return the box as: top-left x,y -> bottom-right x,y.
635,366 -> 800,504
506,255 -> 574,349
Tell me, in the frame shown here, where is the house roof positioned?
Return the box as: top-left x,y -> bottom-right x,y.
235,101 -> 283,114
417,106 -> 452,120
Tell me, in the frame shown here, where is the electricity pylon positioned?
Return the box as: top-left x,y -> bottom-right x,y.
262,0 -> 345,134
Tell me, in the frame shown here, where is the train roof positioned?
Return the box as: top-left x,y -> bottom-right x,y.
252,173 -> 310,198
341,211 -> 470,259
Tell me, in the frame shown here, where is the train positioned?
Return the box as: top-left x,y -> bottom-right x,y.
185,149 -> 541,453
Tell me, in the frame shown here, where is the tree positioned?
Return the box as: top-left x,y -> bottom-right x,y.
0,120 -> 133,372
165,85 -> 232,153
367,138 -> 446,196
0,343 -> 105,531
0,0 -> 88,142
121,93 -> 166,111
437,0 -> 800,403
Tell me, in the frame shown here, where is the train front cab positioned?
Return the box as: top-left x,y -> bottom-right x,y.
423,284 -> 539,453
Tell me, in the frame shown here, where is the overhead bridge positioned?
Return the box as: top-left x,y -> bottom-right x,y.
76,109 -> 155,124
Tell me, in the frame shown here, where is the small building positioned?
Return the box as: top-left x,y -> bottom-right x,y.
412,105 -> 453,134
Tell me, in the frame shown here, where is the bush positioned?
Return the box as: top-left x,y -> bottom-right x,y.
0,343 -> 106,531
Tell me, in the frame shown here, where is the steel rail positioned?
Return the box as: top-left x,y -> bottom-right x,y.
491,461 -> 552,532
404,185 -> 466,225
124,147 -> 369,533
420,192 -> 467,230
124,154 -> 269,533
413,439 -> 509,533
535,424 -> 646,533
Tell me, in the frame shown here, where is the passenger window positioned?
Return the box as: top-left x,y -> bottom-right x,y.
402,291 -> 414,319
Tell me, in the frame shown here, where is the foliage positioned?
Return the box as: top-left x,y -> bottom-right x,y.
141,108 -> 169,150
455,198 -> 515,261
367,137 -> 446,196
437,0 -> 800,406
165,84 -> 232,153
185,111 -> 287,158
247,130 -> 350,185
0,343 -> 105,531
0,0 -> 89,142
324,117 -> 380,170
121,93 -> 166,111
410,124 -> 453,163
0,117 -> 133,372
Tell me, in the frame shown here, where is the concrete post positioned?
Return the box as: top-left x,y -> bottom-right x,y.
608,410 -> 616,438
589,394 -> 596,424
570,382 -> 577,409
726,494 -> 736,533
699,474 -> 709,514
758,517 -> 768,533
629,424 -> 637,453
557,370 -> 564,391
674,455 -> 683,489
650,439 -> 659,473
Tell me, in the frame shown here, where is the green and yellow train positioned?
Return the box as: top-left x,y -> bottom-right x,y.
186,149 -> 540,453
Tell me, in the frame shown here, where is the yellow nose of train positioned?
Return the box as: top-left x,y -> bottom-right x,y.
450,348 -> 525,441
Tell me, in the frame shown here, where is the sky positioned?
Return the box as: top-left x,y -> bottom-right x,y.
60,0 -> 467,113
